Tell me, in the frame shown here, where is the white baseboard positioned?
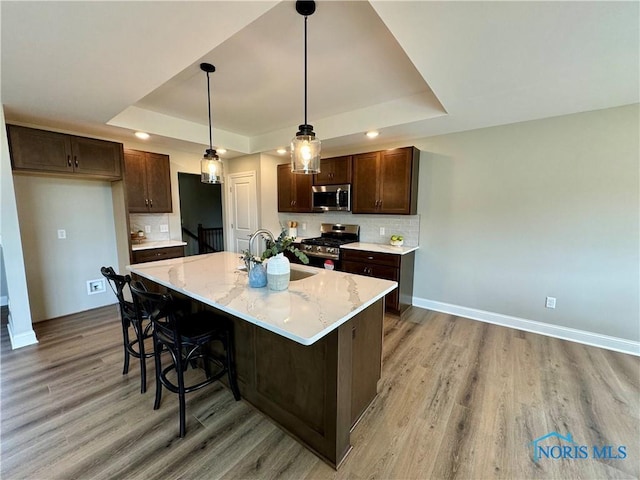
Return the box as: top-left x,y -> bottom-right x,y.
7,318 -> 38,349
412,297 -> 640,357
0,296 -> 7,307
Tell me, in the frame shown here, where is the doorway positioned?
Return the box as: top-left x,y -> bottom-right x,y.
178,173 -> 223,256
226,171 -> 258,253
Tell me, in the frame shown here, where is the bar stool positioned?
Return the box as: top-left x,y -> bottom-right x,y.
129,280 -> 241,438
101,266 -> 154,394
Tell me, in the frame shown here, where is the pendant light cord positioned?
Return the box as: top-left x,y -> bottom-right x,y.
304,15 -> 308,126
206,71 -> 213,151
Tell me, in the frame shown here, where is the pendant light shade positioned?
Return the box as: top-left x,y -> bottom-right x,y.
291,1 -> 320,174
200,63 -> 224,184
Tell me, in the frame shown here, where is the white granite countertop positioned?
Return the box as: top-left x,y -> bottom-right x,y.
341,242 -> 419,255
127,251 -> 396,346
131,240 -> 187,251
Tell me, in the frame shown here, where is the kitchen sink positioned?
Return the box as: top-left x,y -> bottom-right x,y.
289,266 -> 317,281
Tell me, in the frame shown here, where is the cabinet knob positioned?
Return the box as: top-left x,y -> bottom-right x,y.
149,199 -> 153,208
74,156 -> 78,168
145,199 -> 149,206
67,155 -> 72,167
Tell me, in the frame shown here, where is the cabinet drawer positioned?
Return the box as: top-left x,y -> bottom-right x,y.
132,246 -> 184,264
341,249 -> 400,268
342,261 -> 398,281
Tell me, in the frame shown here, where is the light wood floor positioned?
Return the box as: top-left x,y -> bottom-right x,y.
1,305 -> 638,479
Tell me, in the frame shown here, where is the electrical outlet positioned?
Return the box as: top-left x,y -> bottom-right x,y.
379,227 -> 385,236
302,223 -> 307,231
159,224 -> 169,233
545,296 -> 556,309
144,225 -> 151,234
57,229 -> 66,239
87,279 -> 106,295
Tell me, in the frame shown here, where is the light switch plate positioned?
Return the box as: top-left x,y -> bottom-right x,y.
159,224 -> 169,233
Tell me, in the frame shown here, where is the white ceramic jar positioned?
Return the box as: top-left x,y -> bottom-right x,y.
266,253 -> 290,291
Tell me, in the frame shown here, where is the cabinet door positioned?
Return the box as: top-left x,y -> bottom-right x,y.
7,125 -> 73,173
378,148 -> 413,214
70,136 -> 122,179
124,149 -> 149,213
145,153 -> 172,212
352,152 -> 379,213
314,156 -> 352,185
277,164 -> 295,212
293,172 -> 313,212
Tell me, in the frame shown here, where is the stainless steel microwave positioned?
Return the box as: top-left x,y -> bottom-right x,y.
312,184 -> 351,212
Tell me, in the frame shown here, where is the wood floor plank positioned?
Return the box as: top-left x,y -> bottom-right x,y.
1,305 -> 638,479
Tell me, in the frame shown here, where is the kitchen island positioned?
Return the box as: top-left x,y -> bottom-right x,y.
128,251 -> 396,468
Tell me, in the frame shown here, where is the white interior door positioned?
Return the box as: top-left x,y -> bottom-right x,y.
226,171 -> 258,253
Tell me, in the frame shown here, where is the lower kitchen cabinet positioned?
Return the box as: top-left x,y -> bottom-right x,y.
341,248 -> 415,315
131,246 -> 184,264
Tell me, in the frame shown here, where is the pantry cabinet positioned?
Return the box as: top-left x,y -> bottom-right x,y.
7,124 -> 123,180
277,163 -> 313,212
352,147 -> 419,215
124,149 -> 172,213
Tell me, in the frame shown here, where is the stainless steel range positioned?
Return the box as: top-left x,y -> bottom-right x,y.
300,223 -> 359,269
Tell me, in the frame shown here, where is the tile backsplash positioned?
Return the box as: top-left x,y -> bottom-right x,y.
278,213 -> 420,247
130,214 -> 171,241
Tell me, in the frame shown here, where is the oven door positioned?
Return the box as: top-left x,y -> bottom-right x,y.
312,184 -> 351,212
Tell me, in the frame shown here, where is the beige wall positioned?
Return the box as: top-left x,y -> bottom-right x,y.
412,105 -> 639,341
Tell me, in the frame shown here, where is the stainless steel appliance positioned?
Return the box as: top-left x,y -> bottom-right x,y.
299,223 -> 359,269
311,184 -> 351,212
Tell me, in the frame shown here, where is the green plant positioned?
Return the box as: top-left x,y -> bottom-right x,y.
261,230 -> 309,264
240,249 -> 263,266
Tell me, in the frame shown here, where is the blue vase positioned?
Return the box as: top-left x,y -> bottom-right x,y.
248,263 -> 267,288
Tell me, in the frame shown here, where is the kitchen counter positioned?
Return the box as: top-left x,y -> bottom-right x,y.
341,242 -> 419,255
127,251 -> 396,346
131,239 -> 187,251
127,250 -> 394,468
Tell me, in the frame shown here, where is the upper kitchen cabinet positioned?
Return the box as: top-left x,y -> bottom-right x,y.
313,155 -> 352,185
352,147 -> 419,215
7,124 -> 123,180
124,149 -> 172,213
277,163 -> 313,212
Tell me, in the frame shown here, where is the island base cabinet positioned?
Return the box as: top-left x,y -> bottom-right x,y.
225,299 -> 384,468
133,277 -> 385,469
205,298 -> 383,469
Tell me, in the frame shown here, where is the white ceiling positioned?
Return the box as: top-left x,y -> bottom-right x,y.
2,1 -> 638,159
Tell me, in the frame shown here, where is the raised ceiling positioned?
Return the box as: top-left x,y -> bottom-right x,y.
2,1 -> 638,158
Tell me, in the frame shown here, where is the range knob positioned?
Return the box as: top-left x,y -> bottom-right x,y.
327,247 -> 337,254
315,246 -> 323,253
304,245 -> 313,251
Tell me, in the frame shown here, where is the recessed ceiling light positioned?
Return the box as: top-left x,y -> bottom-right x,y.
134,131 -> 150,140
216,148 -> 227,154
365,131 -> 379,138
277,148 -> 287,155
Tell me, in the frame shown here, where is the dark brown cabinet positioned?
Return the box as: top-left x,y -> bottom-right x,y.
352,146 -> 419,214
7,124 -> 123,180
124,149 -> 172,213
341,248 -> 415,315
131,246 -> 184,264
313,155 -> 352,185
277,163 -> 313,212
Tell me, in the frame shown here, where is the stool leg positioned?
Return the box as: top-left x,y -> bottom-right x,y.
176,350 -> 187,437
153,339 -> 163,410
137,321 -> 147,394
121,320 -> 131,375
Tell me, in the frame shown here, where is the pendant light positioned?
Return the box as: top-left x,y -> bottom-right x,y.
291,0 -> 321,175
200,63 -> 224,184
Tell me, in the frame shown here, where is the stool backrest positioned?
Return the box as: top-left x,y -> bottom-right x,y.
101,266 -> 132,315
129,281 -> 179,344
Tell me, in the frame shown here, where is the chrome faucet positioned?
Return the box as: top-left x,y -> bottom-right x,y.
248,229 -> 275,260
